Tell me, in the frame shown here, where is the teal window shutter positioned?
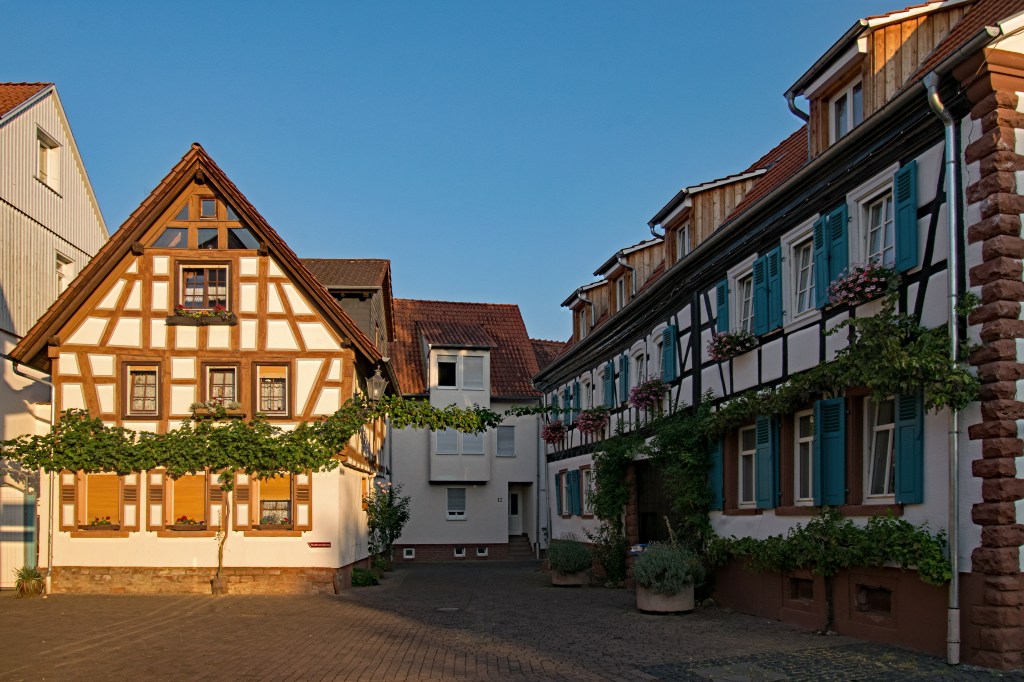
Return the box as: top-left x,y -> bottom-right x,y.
827,203 -> 849,283
573,381 -> 581,416
894,393 -> 924,504
813,398 -> 846,506
766,246 -> 783,330
715,279 -> 729,332
554,473 -> 563,515
562,387 -> 571,423
603,361 -> 615,408
894,161 -> 918,273
752,255 -> 768,336
570,470 -> 582,515
754,415 -> 779,509
618,354 -> 628,403
812,216 -> 830,308
708,438 -> 724,510
661,325 -> 677,382
550,394 -> 559,422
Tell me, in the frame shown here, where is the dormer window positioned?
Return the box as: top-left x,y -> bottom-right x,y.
615,277 -> 627,312
831,81 -> 863,143
676,223 -> 691,261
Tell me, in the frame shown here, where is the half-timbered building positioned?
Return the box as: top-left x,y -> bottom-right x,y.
9,143 -> 398,594
0,82 -> 108,588
535,0 -> 1024,669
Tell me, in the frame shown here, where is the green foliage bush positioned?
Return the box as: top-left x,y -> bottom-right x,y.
15,566 -> 44,598
547,533 -> 593,576
584,522 -> 629,584
351,567 -> 379,587
633,542 -> 704,596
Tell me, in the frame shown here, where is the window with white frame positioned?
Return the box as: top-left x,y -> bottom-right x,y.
37,128 -> 60,190
865,397 -> 896,499
794,410 -> 815,505
577,308 -> 588,340
676,223 -> 691,261
446,488 -> 466,520
496,425 -> 515,457
56,253 -> 74,295
831,81 -> 863,143
735,274 -> 754,333
632,351 -> 645,387
463,356 -> 484,390
437,355 -> 457,388
615,276 -> 627,312
738,426 -> 757,508
560,472 -> 570,516
792,237 -> 815,317
462,431 -> 484,455
580,378 -> 592,409
863,191 -> 896,266
435,427 -> 485,455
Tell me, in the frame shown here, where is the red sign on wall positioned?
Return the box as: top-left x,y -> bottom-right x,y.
307,542 -> 331,548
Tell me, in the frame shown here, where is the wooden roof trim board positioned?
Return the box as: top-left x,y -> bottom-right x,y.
11,143 -> 398,392
593,238 -> 663,276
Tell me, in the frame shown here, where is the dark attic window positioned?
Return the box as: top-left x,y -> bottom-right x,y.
227,227 -> 260,250
174,205 -> 189,221
226,204 -> 240,221
201,198 -> 217,218
153,227 -> 187,249
198,228 -> 219,250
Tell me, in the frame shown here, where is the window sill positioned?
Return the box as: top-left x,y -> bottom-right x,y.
166,523 -> 208,532
243,528 -> 302,537
192,410 -> 246,420
774,504 -> 902,517
35,176 -> 62,197
723,508 -> 761,516
166,314 -> 238,326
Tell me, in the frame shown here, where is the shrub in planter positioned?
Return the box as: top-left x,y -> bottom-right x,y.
633,542 -> 704,596
15,566 -> 44,598
547,533 -> 592,582
351,567 -> 379,587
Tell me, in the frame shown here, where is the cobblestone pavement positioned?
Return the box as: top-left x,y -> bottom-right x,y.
2,561 -> 1023,681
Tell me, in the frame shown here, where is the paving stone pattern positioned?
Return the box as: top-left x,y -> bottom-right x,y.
1,562 -> 1022,681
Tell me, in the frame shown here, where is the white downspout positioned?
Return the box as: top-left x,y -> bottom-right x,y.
924,71 -> 961,667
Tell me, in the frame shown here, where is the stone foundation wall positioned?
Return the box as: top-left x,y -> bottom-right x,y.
49,566 -> 342,595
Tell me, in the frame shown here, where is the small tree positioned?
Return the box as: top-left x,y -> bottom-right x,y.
363,480 -> 411,565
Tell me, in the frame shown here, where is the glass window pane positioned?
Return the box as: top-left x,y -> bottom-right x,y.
741,427 -> 756,452
741,455 -> 754,502
227,227 -> 260,250
198,228 -> 218,250
852,84 -> 863,126
437,357 -> 457,387
834,94 -> 848,139
463,432 -> 484,454
201,198 -> 217,218
870,431 -> 891,494
436,428 -> 458,454
798,442 -> 811,500
153,227 -> 188,249
174,205 -> 189,221
225,205 -> 240,221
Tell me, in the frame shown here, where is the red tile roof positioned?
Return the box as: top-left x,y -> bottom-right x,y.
531,339 -> 569,371
0,82 -> 50,118
392,299 -> 542,398
720,127 -> 809,230
300,258 -> 390,288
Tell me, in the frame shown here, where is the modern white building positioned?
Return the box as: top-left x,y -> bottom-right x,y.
0,82 -> 107,588
389,299 -> 560,561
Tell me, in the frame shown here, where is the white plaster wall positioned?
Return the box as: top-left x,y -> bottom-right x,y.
547,452 -> 600,541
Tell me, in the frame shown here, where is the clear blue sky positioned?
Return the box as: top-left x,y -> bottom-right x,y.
4,1 -> 899,341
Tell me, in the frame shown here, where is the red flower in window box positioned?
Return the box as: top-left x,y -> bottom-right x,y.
541,420 -> 566,445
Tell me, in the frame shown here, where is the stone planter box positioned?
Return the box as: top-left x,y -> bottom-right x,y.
636,583 -> 695,613
551,570 -> 589,586
79,524 -> 120,531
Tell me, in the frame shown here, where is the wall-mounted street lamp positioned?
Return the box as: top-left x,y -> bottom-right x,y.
366,366 -> 388,402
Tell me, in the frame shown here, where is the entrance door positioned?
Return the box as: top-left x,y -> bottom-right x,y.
0,486 -> 28,589
507,491 -> 522,535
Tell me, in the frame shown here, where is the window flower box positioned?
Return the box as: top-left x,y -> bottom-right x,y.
167,523 -> 207,531
708,330 -> 758,361
189,401 -> 244,420
167,304 -> 237,326
575,407 -> 608,436
81,517 -> 120,531
828,262 -> 897,308
541,420 -> 566,445
629,377 -> 667,411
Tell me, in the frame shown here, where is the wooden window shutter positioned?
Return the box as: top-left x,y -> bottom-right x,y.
827,203 -> 849,283
59,471 -> 78,531
754,416 -> 779,509
233,472 -> 252,530
569,470 -> 582,516
603,361 -> 615,408
715,279 -> 729,332
562,387 -> 571,423
894,393 -> 924,504
813,398 -> 847,506
572,381 -> 581,415
708,439 -> 724,511
293,471 -> 313,531
812,216 -> 830,308
894,160 -> 918,273
661,325 -> 677,382
618,354 -> 628,403
557,473 -> 565,516
208,471 -> 224,530
766,247 -> 783,330
752,254 -> 769,336
146,469 -> 166,530
121,473 -> 140,531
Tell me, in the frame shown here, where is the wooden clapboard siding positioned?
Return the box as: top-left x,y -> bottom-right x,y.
0,87 -> 107,336
692,179 -> 759,244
